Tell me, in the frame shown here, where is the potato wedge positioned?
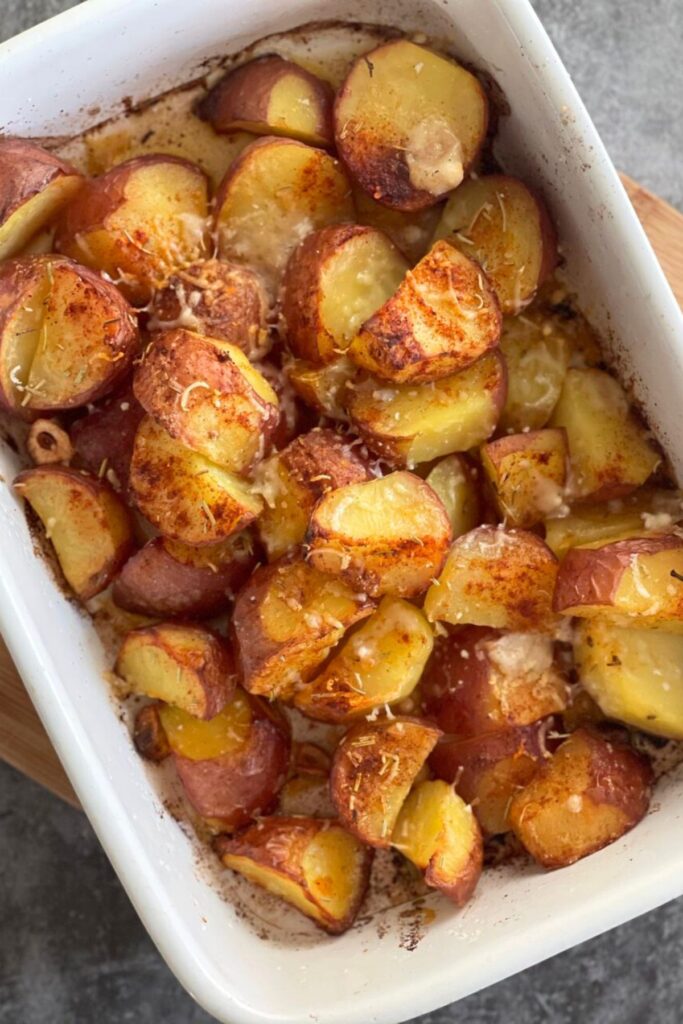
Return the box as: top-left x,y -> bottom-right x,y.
232,554 -> 374,700
132,703 -> 171,763
129,416 -> 262,545
481,427 -> 569,527
421,626 -> 567,737
0,139 -> 83,260
286,356 -> 355,421
70,389 -> 145,491
553,532 -> 683,631
254,427 -> 372,560
282,224 -> 408,365
392,779 -> 482,904
13,465 -> 134,600
112,532 -> 255,619
499,312 -> 570,433
434,175 -> 557,314
331,717 -> 441,847
214,816 -> 372,934
353,187 -> 442,263
549,368 -> 660,501
334,40 -> 488,211
149,259 -> 269,359
307,470 -> 452,598
213,137 -> 353,293
424,526 -> 559,632
199,55 -> 334,147
509,728 -> 652,868
349,241 -> 501,383
294,597 -> 434,723
0,255 -> 138,413
116,623 -> 236,719
425,454 -> 481,539
346,349 -> 507,467
133,328 -> 279,472
55,154 -> 209,304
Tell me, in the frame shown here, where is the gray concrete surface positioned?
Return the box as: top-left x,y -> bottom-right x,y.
1,1 -> 682,1021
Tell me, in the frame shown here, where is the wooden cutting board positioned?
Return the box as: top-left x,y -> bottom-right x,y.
1,173 -> 682,809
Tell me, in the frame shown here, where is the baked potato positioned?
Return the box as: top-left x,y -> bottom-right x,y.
70,388 -> 145,490
424,454 -> 482,539
285,356 -> 355,421
498,310 -> 570,433
481,427 -> 568,527
133,703 -> 171,763
353,187 -> 442,263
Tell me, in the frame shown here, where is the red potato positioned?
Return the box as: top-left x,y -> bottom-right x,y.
286,356 -> 356,421
0,255 -> 138,413
55,154 -> 209,304
335,40 -> 488,211
133,328 -> 279,473
199,55 -> 334,147
70,388 -> 145,491
425,454 -> 482,539
424,526 -> 559,632
112,532 -> 255,619
509,727 -> 653,868
133,703 -> 171,763
480,427 -> 569,527
13,465 -> 134,600
160,689 -> 291,830
307,470 -> 452,599
499,310 -> 571,433
434,175 -> 558,314
421,627 -> 568,738
353,187 -> 443,263
214,816 -> 373,934
0,138 -> 84,260
349,241 -> 501,384
116,623 -> 236,719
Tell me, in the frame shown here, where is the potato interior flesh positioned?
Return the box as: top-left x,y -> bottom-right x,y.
499,314 -> 569,432
267,75 -> 327,141
393,779 -> 475,874
0,176 -> 82,261
426,455 -> 479,538
159,693 -> 252,760
324,472 -> 440,539
300,826 -> 367,920
2,272 -> 51,402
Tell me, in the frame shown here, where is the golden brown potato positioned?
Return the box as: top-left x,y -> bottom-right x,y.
129,416 -> 262,545
232,554 -> 374,700
133,328 -> 279,472
278,742 -> 335,818
26,419 -> 73,465
286,356 -> 356,421
214,816 -> 373,934
434,175 -> 557,314
307,470 -> 452,598
55,154 -> 209,304
199,55 -> 334,147
509,728 -> 652,868
331,717 -> 441,847
346,350 -> 507,467
425,454 -> 481,539
294,597 -> 434,723
112,532 -> 255,619
481,427 -> 569,527
0,138 -> 83,260
334,40 -> 488,211
13,465 -> 134,600
421,626 -> 568,737
499,312 -> 570,433
70,389 -> 145,490
553,532 -> 683,631
392,779 -> 483,904
353,187 -> 442,263
349,241 -> 501,383
424,526 -> 559,632
0,255 -> 138,413
149,259 -> 269,359
115,623 -> 237,719
133,703 -> 171,763
549,368 -> 660,501
255,427 -> 372,560
213,137 -> 354,292
282,223 -> 408,365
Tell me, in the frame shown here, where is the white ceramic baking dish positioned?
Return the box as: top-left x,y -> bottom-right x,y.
1,1 -> 683,1022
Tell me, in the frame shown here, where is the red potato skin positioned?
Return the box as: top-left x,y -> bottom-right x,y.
0,138 -> 82,225
426,824 -> 483,907
133,703 -> 171,763
70,387 -> 145,490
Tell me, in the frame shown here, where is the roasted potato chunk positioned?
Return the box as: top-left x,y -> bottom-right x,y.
70,389 -> 145,491
481,428 -> 569,527
279,743 -> 335,818
499,312 -> 570,433
282,224 -> 408,365
349,241 -> 501,383
294,597 -> 434,723
425,454 -> 481,539
334,40 -> 488,210
199,55 -> 334,147
434,175 -> 557,314
133,703 -> 171,763
392,779 -> 483,904
129,416 -> 262,545
286,356 -> 356,421
424,526 -> 559,632
116,623 -> 237,719
331,717 -> 441,846
549,368 -> 660,501
254,427 -> 372,560
307,470 -> 452,598
353,187 -> 442,263
13,465 -> 133,600
232,554 -> 374,700
133,328 -> 279,472
346,350 -> 507,467
0,255 -> 138,413
509,728 -> 652,868
215,816 -> 372,934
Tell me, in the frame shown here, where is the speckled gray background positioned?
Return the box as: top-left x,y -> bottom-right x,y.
1,1 -> 682,1022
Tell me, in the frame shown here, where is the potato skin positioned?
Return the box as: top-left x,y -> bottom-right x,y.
133,703 -> 171,763
70,389 -> 146,491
